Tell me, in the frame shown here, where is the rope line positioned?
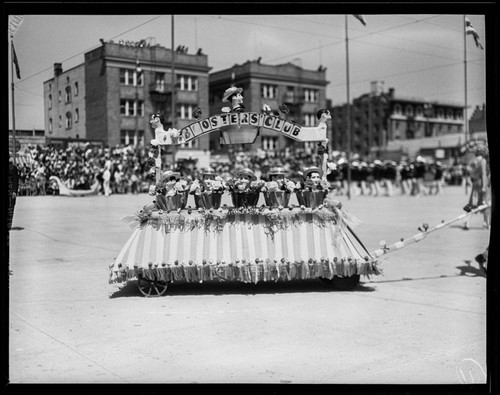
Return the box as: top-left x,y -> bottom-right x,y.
371,202 -> 490,258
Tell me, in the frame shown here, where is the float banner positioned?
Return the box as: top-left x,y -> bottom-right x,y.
177,112 -> 327,143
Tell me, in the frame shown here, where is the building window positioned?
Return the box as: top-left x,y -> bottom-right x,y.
120,130 -> 130,145
121,130 -> 145,145
65,86 -> 72,103
447,109 -> 454,119
405,105 -> 413,116
74,82 -> 79,96
65,112 -> 72,129
177,74 -> 198,91
261,84 -> 278,99
58,115 -> 62,128
437,109 -> 444,118
75,108 -> 79,123
136,70 -> 143,86
120,99 -> 144,116
49,118 -> 53,134
48,94 -> 52,109
58,90 -> 62,103
304,113 -> 315,127
304,89 -> 318,103
262,136 -> 278,151
119,69 -> 143,86
155,72 -> 165,92
416,106 -> 423,116
178,104 -> 196,120
394,104 -> 402,114
182,139 -> 198,149
284,86 -> 295,103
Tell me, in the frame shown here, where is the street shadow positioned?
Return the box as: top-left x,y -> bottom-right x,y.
109,278 -> 376,298
9,227 -> 24,231
456,260 -> 486,278
449,224 -> 488,231
365,267 -> 486,284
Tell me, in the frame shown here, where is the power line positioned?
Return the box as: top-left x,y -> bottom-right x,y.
211,15 -> 342,39
266,15 -> 476,64
329,58 -> 484,90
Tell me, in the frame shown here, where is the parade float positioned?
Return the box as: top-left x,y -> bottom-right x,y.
108,87 -> 382,296
108,87 -> 490,297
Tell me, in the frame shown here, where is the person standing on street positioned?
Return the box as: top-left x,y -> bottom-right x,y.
8,155 -> 19,231
463,145 -> 490,230
103,160 -> 112,197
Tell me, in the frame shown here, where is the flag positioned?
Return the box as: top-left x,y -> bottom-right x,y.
465,17 -> 484,50
12,41 -> 21,79
353,14 -> 367,26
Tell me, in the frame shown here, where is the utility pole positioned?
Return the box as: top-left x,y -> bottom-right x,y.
344,15 -> 352,200
135,52 -> 142,146
463,15 -> 469,143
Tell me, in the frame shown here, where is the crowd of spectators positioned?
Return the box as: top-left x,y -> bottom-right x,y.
14,143 -> 468,198
15,144 -> 152,196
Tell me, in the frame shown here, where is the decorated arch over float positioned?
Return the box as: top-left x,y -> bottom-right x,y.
152,111 -> 330,146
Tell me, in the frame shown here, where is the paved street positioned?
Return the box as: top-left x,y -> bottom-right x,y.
7,185 -> 489,384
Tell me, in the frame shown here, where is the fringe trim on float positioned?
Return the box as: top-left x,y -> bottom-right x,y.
109,258 -> 382,285
122,205 -> 350,239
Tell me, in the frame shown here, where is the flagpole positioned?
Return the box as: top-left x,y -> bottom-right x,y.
170,14 -> 177,168
463,15 -> 468,144
345,15 -> 352,200
10,39 -> 17,166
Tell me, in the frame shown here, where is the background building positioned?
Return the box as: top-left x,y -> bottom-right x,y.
468,103 -> 487,141
43,39 -> 212,156
329,81 -> 466,163
208,59 -> 329,153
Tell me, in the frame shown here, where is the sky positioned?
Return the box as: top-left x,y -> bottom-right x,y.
7,13 -> 487,131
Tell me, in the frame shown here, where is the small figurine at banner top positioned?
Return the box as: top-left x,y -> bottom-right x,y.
221,86 -> 245,113
149,113 -> 182,145
189,168 -> 226,195
316,108 -> 332,123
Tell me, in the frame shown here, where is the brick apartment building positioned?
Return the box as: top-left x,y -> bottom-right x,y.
43,39 -> 211,152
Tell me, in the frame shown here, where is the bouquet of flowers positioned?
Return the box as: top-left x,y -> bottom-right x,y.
190,176 -> 227,209
226,177 -> 265,194
152,171 -> 191,211
261,179 -> 296,193
190,176 -> 226,195
226,168 -> 264,207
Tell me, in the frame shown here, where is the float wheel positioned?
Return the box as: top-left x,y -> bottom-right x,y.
138,275 -> 168,297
